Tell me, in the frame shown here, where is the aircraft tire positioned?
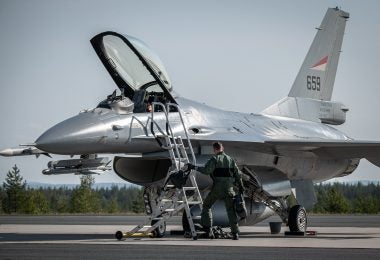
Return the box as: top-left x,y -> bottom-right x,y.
151,219 -> 166,238
288,205 -> 307,232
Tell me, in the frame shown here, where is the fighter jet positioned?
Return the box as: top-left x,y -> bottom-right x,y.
1,7 -> 379,235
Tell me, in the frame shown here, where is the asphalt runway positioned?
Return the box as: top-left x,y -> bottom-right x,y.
1,244 -> 379,260
1,215 -> 380,259
2,214 -> 380,227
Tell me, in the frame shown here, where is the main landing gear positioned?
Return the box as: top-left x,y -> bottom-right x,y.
288,205 -> 307,232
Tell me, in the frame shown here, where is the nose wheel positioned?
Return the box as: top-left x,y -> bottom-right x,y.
288,205 -> 307,232
151,219 -> 166,238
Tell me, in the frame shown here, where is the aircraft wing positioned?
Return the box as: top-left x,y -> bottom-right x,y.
265,140 -> 380,166
191,134 -> 380,167
131,134 -> 380,167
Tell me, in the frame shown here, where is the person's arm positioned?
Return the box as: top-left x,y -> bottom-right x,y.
196,157 -> 216,175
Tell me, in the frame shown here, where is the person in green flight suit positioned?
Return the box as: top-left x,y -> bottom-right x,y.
188,142 -> 244,240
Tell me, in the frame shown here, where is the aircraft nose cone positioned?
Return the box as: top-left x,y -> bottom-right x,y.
35,112 -> 107,155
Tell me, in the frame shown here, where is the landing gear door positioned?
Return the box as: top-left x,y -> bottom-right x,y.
91,31 -> 176,104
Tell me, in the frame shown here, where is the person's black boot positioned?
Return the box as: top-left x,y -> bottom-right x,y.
232,233 -> 239,240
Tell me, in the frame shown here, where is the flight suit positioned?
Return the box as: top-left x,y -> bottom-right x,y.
196,151 -> 244,234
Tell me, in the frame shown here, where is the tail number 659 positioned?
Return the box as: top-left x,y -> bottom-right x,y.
307,76 -> 320,91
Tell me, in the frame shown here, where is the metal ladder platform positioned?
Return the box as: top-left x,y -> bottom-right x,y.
116,102 -> 203,240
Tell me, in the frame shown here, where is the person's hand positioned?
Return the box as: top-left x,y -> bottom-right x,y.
186,163 -> 195,170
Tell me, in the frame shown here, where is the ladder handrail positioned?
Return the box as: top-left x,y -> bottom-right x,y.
127,102 -> 196,166
127,115 -> 168,144
151,102 -> 182,170
166,103 -> 196,165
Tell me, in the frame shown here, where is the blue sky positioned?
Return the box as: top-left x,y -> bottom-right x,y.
0,0 -> 379,184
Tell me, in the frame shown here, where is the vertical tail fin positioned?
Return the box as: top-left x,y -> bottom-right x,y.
262,8 -> 350,125
288,7 -> 349,101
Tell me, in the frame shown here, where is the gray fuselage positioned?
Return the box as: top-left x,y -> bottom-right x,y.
35,97 -> 356,183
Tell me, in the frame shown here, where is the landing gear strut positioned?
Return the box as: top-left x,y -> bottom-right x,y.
242,167 -> 310,233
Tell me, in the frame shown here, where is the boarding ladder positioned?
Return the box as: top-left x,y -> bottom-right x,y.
116,102 -> 202,240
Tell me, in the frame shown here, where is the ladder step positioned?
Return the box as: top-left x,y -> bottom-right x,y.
183,187 -> 196,190
161,145 -> 174,150
187,201 -> 202,205
166,185 -> 175,188
161,199 -> 173,203
156,134 -> 169,138
172,159 -> 188,163
165,209 -> 175,212
192,216 -> 201,220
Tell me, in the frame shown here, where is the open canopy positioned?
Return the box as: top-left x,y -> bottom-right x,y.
91,31 -> 175,102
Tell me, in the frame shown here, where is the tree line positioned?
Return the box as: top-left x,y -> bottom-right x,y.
0,165 -> 144,214
312,182 -> 380,214
1,165 -> 380,214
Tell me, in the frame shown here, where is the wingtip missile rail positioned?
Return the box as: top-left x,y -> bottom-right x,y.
0,147 -> 50,158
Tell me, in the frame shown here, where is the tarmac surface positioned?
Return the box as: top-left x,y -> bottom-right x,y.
2,214 -> 380,227
1,215 -> 380,259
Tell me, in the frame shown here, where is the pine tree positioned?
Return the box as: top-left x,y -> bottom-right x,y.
70,175 -> 101,213
131,188 -> 145,213
352,195 -> 379,214
22,189 -> 50,214
2,165 -> 26,213
324,185 -> 350,213
108,197 -> 120,213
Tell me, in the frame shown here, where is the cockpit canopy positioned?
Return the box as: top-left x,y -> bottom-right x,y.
91,32 -> 176,113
